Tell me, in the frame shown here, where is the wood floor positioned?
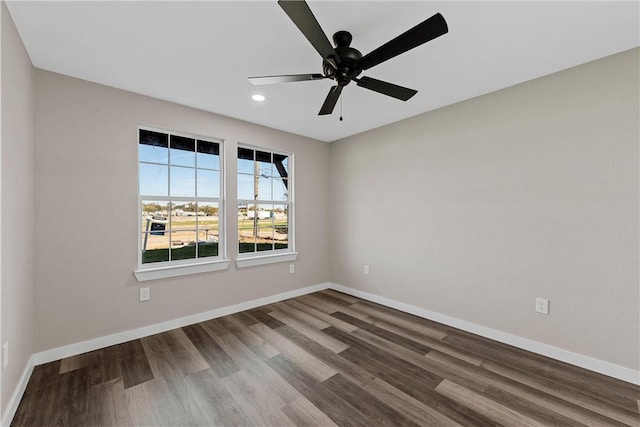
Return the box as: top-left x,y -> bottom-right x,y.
11,290 -> 640,426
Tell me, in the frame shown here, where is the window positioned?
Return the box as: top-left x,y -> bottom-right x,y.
136,128 -> 228,280
237,146 -> 295,265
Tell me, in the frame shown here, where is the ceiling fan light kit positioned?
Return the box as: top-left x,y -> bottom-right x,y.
249,0 -> 448,116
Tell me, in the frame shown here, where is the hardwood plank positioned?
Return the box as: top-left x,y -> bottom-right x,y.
265,354 -> 373,427
182,323 -> 240,378
246,306 -> 286,329
86,377 -> 132,427
250,322 -> 337,382
124,377 -> 199,427
322,373 -> 421,427
59,353 -> 90,374
272,300 -> 332,330
320,289 -> 361,304
324,327 -> 442,392
221,369 -> 295,426
140,329 -> 209,382
480,384 -> 598,427
312,291 -> 354,307
282,397 -> 339,427
349,301 -> 448,340
363,377 -> 463,427
287,298 -> 359,332
118,340 -> 154,389
436,379 -> 546,427
332,311 -> 434,355
205,315 -> 280,360
26,360 -> 62,390
230,311 -> 260,327
358,312 -> 447,343
297,293 -> 347,314
48,367 -> 90,426
482,359 -> 640,426
185,368 -> 254,426
349,328 -> 486,394
275,324 -> 377,388
427,351 -> 630,427
443,330 -> 640,413
206,326 -> 301,404
86,346 -> 123,387
269,309 -> 350,353
324,327 -> 498,427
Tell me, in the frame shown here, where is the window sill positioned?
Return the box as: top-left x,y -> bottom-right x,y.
235,252 -> 298,268
134,259 -> 231,281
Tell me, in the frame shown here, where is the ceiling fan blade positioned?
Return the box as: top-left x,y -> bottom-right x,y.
278,0 -> 340,69
356,76 -> 417,101
249,74 -> 326,85
356,12 -> 448,71
319,85 -> 342,115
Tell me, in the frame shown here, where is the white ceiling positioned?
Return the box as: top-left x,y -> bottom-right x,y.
7,1 -> 639,142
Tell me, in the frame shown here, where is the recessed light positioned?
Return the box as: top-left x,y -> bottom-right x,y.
252,94 -> 265,102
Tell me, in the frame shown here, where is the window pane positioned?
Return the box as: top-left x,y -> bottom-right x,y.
139,163 -> 168,196
257,151 -> 272,177
139,145 -> 168,164
238,158 -> 254,175
273,179 -> 288,201
197,202 -> 219,229
141,200 -> 169,263
238,147 -> 254,160
257,177 -> 272,200
239,203 -> 256,253
139,130 -> 169,164
238,147 -> 254,174
198,202 -> 218,258
170,230 -> 197,261
140,129 -> 168,147
256,204 -> 274,252
197,140 -> 220,170
170,135 -> 195,167
169,200 -> 195,260
273,154 -> 289,178
170,166 -> 195,197
257,228 -> 274,252
197,169 -> 220,198
274,204 -> 288,249
197,229 -> 218,258
238,173 -> 254,200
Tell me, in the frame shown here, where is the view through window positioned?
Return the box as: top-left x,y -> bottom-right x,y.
138,128 -> 222,265
237,146 -> 291,255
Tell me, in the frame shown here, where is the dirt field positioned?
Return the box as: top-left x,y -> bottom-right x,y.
142,215 -> 288,250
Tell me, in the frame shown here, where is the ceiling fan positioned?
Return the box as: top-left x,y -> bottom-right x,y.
248,0 -> 448,116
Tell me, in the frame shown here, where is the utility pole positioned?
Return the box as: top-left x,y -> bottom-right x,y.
253,160 -> 259,239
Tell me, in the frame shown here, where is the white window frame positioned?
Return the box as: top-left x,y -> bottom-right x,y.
236,143 -> 297,268
134,126 -> 229,281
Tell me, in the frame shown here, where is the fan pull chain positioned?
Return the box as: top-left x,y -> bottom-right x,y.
339,93 -> 343,121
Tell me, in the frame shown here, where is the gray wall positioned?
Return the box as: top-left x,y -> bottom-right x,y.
329,48 -> 640,370
33,70 -> 330,352
1,1 -> 35,415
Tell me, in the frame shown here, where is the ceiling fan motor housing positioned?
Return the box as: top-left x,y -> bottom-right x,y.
323,31 -> 362,86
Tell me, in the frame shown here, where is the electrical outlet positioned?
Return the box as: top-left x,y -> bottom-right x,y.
364,264 -> 370,275
535,298 -> 549,315
289,264 -> 295,274
140,287 -> 150,302
3,342 -> 8,369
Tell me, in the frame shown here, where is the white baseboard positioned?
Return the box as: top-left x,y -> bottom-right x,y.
33,282 -> 330,366
1,355 -> 34,427
328,283 -> 640,386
